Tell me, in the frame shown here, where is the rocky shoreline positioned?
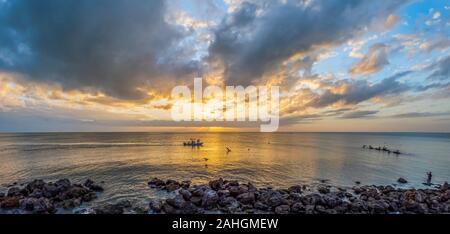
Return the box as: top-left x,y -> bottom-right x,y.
147,178 -> 450,214
1,178 -> 449,214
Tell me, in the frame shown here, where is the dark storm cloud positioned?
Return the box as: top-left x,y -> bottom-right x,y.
0,0 -> 198,100
307,71 -> 412,108
208,0 -> 407,85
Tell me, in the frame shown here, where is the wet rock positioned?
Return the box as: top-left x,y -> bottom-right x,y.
162,203 -> 178,214
397,178 -> 408,184
179,202 -> 198,214
209,178 -> 224,191
166,195 -> 186,209
179,189 -> 192,201
247,183 -> 257,192
254,201 -> 269,211
229,185 -> 248,197
42,184 -> 59,198
181,180 -> 191,189
218,189 -> 230,197
190,196 -> 203,206
7,187 -> 22,197
274,205 -> 290,214
148,178 -> 165,188
441,182 -> 449,191
26,180 -> 46,193
55,179 -> 71,191
291,202 -> 305,213
149,200 -> 163,213
288,185 -> 302,194
84,179 -> 104,192
165,180 -> 180,192
317,186 -> 330,194
1,196 -> 20,209
201,190 -> 219,209
260,190 -> 283,207
237,192 -> 255,205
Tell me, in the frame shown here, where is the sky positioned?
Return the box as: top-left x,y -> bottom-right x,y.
0,0 -> 449,132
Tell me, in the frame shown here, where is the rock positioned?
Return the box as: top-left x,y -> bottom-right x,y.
55,179 -> 71,191
166,195 -> 186,209
82,192 -> 97,202
84,179 -> 104,192
179,202 -> 198,214
181,180 -> 191,189
179,189 -> 192,201
317,186 -> 330,194
29,189 -> 43,198
191,186 -> 208,197
20,197 -> 38,211
162,203 -> 178,214
63,186 -> 89,199
32,198 -> 55,214
397,178 -> 408,184
254,201 -> 269,211
237,192 -> 255,205
165,182 -> 180,192
26,179 -> 46,192
209,178 -> 224,191
1,196 -> 20,209
355,181 -> 361,185
218,189 -> 230,197
148,178 -> 165,188
274,205 -> 290,214
291,202 -> 305,213
229,185 -> 248,197
0,193 -> 4,198
7,187 -> 22,197
259,190 -> 283,207
42,184 -> 59,198
247,183 -> 257,192
288,185 -> 302,194
201,190 -> 219,209
190,196 -> 203,206
441,182 -> 449,191
149,200 -> 163,213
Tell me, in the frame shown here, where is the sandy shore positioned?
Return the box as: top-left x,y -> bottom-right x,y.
1,177 -> 449,214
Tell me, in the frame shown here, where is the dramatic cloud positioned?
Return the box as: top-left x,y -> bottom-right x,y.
0,0 -> 198,100
209,0 -> 407,85
307,71 -> 411,108
349,43 -> 389,75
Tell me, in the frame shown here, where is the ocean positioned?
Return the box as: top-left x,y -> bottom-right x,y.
0,132 -> 449,209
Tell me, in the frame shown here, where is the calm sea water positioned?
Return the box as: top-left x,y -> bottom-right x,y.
0,132 -> 449,208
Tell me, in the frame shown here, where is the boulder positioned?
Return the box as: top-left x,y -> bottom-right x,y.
236,192 -> 255,205
397,178 -> 408,184
166,195 -> 186,209
274,205 -> 290,214
201,190 -> 219,209
288,185 -> 302,194
179,189 -> 192,201
149,200 -> 163,213
317,186 -> 330,194
148,178 -> 165,188
1,196 -> 20,209
209,178 -> 224,191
